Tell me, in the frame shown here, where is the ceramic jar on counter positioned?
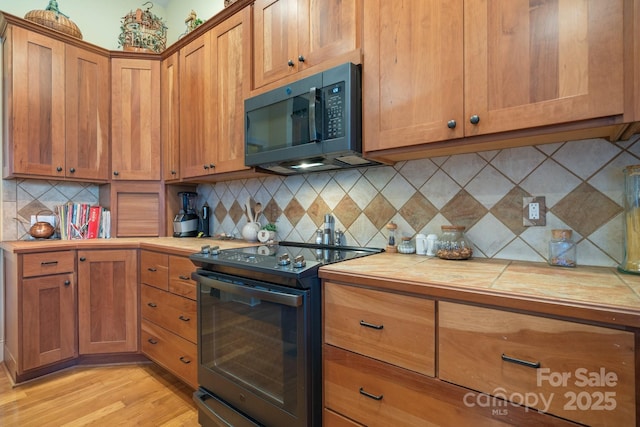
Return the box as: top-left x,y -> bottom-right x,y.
436,225 -> 473,260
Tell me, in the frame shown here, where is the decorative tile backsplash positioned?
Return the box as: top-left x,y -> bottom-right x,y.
3,135 -> 640,268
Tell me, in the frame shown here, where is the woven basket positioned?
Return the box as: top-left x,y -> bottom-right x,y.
24,9 -> 82,39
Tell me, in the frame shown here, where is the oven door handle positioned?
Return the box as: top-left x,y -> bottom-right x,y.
196,274 -> 302,307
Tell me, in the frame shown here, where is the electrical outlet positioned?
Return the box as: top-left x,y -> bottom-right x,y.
523,196 -> 546,226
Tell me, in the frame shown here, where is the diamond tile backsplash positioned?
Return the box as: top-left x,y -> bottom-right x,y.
3,135 -> 640,267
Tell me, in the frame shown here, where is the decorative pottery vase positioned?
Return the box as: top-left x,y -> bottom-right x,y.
241,222 -> 260,242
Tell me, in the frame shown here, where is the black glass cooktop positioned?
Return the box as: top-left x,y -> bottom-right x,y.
190,241 -> 383,282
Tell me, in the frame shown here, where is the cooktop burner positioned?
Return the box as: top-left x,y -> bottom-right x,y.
190,241 -> 384,287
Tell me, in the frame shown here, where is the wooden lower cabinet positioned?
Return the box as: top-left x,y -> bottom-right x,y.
324,282 -> 435,376
141,319 -> 197,389
21,273 -> 77,371
323,281 -> 588,427
324,345 -> 577,427
140,250 -> 198,388
77,249 -> 139,354
439,302 -> 636,427
3,250 -> 78,383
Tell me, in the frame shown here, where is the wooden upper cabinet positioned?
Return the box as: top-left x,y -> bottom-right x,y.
161,52 -> 180,181
364,0 -> 626,152
179,33 -> 216,179
464,0 -> 624,137
363,0 -> 465,152
180,6 -> 252,179
111,57 -> 161,180
65,45 -> 110,180
253,0 -> 361,89
210,5 -> 251,174
3,25 -> 109,181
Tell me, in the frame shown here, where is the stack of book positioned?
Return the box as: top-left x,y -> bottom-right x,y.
56,203 -> 110,240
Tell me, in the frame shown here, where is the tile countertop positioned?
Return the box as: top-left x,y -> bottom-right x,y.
0,237 -> 258,256
318,253 -> 640,329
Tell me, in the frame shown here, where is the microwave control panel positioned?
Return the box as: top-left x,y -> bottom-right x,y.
323,82 -> 345,140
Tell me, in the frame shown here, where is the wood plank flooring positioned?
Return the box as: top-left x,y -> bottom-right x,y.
0,362 -> 199,426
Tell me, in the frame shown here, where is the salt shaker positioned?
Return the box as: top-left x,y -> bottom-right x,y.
426,234 -> 438,256
415,233 -> 427,255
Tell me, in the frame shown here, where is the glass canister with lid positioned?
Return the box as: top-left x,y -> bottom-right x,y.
436,225 -> 473,260
398,237 -> 416,254
548,229 -> 576,267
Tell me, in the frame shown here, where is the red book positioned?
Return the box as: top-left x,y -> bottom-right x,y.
87,206 -> 102,239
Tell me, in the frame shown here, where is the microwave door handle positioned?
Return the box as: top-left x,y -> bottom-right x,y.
309,87 -> 319,142
196,273 -> 302,307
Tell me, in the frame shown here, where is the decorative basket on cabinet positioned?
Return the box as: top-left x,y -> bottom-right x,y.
24,0 -> 83,40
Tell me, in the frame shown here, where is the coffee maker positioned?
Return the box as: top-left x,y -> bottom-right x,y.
173,191 -> 199,237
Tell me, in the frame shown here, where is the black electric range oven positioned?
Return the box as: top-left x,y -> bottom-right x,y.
190,242 -> 383,427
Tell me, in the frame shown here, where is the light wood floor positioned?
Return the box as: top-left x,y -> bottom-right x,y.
0,362 -> 199,426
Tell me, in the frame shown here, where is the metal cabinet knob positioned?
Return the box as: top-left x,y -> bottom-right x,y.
69,167 -> 76,173
447,120 -> 457,129
470,115 -> 480,125
298,55 -> 305,62
56,166 -> 63,172
287,59 -> 294,67
79,257 -> 86,262
113,171 -> 119,176
64,280 -> 71,286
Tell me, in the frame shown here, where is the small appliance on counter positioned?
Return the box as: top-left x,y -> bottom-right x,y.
173,191 -> 199,237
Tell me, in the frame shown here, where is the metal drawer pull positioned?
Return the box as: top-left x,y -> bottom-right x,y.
359,387 -> 383,401
147,338 -> 158,345
179,356 -> 191,364
179,275 -> 190,280
147,267 -> 157,272
501,353 -> 540,369
359,320 -> 384,330
179,315 -> 190,322
147,302 -> 157,308
41,260 -> 59,265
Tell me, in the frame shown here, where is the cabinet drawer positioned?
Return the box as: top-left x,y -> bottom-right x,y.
141,284 -> 196,343
169,255 -> 196,300
323,408 -> 363,426
140,250 -> 168,290
324,345 -> 514,427
439,302 -> 636,427
141,320 -> 197,389
22,251 -> 75,278
324,282 -> 435,376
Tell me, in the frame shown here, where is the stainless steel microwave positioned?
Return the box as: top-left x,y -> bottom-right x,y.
244,62 -> 380,175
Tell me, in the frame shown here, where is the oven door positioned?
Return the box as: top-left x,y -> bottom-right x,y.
194,270 -> 315,427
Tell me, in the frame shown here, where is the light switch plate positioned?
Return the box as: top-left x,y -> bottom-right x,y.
523,196 -> 546,226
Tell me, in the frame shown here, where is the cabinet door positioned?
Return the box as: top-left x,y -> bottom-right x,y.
65,45 -> 110,181
464,0 -> 624,136
111,58 -> 161,180
77,249 -> 138,354
253,0 -> 299,88
363,0 -> 465,152
8,26 -> 66,178
179,33 -> 216,178
210,6 -> 251,174
161,52 -> 180,181
22,273 -> 76,371
298,0 -> 360,70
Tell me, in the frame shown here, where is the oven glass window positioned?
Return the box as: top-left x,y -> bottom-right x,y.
200,284 -> 302,413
